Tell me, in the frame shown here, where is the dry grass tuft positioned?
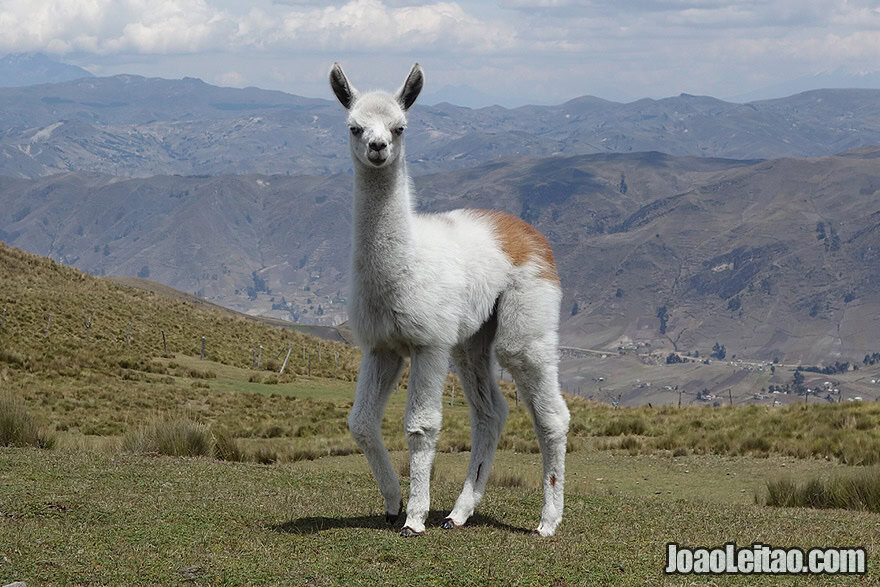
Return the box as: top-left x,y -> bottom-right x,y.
122,415 -> 212,457
214,430 -> 247,462
0,391 -> 55,449
763,467 -> 880,512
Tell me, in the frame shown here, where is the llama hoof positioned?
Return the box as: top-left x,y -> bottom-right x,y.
440,518 -> 457,529
399,526 -> 424,537
386,500 -> 404,524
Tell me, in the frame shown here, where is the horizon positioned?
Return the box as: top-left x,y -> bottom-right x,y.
1,1 -> 879,108
4,51 -> 880,110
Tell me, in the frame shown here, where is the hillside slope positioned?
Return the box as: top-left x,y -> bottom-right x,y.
3,150 -> 880,364
0,241 -> 359,394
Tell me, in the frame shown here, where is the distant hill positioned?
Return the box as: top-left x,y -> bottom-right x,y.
2,149 -> 880,365
1,74 -> 880,177
0,52 -> 93,87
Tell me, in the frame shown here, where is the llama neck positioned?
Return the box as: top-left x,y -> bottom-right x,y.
352,158 -> 414,278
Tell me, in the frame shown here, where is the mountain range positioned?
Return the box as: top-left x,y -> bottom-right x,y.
0,53 -> 94,88
2,74 -> 880,179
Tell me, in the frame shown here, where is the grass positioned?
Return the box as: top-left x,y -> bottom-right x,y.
213,429 -> 246,462
0,448 -> 876,585
764,467 -> 880,513
0,391 -> 55,449
0,241 -> 361,386
122,415 -> 213,458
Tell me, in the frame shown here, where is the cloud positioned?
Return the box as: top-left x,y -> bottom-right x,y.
256,0 -> 515,53
0,0 -> 234,54
0,0 -> 512,55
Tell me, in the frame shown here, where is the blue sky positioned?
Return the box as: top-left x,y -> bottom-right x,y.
2,0 -> 880,106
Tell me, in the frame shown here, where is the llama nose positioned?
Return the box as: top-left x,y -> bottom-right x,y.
369,140 -> 387,152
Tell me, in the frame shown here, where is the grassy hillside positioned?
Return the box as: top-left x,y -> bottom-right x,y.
0,241 -> 357,375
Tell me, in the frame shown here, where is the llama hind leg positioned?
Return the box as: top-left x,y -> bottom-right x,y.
400,346 -> 448,536
443,330 -> 508,528
495,283 -> 569,536
349,350 -> 405,521
511,350 -> 569,536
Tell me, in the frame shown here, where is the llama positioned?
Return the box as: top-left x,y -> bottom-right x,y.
330,62 -> 570,537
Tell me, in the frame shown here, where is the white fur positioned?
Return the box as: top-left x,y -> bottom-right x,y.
330,63 -> 570,537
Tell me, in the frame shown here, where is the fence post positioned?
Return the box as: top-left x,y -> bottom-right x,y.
200,336 -> 206,360
126,321 -> 132,346
44,312 -> 52,336
728,389 -> 733,406
84,316 -> 92,341
280,345 -> 292,374
257,344 -> 263,368
161,330 -> 167,354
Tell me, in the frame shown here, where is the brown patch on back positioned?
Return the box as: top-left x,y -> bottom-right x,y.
550,474 -> 557,486
475,210 -> 560,284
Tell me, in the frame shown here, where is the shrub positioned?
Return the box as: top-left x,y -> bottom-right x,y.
122,416 -> 212,457
666,353 -> 684,364
0,392 -> 55,449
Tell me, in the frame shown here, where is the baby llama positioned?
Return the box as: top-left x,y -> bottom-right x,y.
330,62 -> 570,537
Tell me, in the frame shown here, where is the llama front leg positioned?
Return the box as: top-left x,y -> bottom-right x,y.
349,350 -> 405,521
400,346 -> 448,536
444,341 -> 508,529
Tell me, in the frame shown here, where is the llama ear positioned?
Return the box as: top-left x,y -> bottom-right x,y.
329,62 -> 357,109
396,63 -> 423,110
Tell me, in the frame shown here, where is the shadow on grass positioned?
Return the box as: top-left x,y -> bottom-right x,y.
270,509 -> 531,535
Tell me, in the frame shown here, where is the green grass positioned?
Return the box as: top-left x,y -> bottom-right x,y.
0,448 -> 876,585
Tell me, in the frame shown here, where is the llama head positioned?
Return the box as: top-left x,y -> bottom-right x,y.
329,62 -> 424,169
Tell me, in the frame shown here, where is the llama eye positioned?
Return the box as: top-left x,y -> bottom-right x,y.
350,126 -> 363,136
394,126 -> 405,136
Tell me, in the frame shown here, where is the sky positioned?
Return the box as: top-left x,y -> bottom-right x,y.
1,0 -> 880,107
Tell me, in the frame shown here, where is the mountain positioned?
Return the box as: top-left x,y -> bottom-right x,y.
0,53 -> 93,87
2,148 -> 880,365
729,69 -> 880,103
1,75 -> 880,178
